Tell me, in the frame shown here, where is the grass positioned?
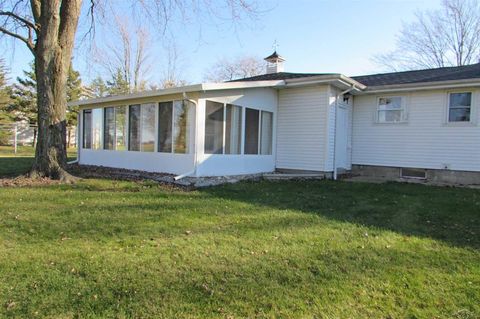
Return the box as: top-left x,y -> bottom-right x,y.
0,145 -> 77,177
0,158 -> 479,318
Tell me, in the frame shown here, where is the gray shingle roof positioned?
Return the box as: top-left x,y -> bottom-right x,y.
229,63 -> 480,87
229,72 -> 336,82
351,63 -> 480,86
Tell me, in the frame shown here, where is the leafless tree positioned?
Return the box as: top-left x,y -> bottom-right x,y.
0,0 -> 262,181
93,15 -> 150,93
204,55 -> 266,82
373,0 -> 480,71
159,40 -> 188,89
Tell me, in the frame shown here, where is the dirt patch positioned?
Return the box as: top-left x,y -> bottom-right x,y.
0,176 -> 62,187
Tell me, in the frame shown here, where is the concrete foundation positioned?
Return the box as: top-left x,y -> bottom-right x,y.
352,164 -> 480,186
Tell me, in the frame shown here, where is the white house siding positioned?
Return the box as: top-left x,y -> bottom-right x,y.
196,88 -> 277,176
276,85 -> 330,171
352,88 -> 480,172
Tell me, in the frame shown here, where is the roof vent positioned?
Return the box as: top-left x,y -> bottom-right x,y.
264,51 -> 285,74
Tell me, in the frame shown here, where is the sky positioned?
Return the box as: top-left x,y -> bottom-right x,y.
2,0 -> 442,85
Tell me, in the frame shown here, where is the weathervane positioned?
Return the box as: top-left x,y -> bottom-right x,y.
272,39 -> 279,52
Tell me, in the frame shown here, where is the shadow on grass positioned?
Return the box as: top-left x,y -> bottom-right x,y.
0,156 -> 78,178
0,157 -> 34,177
1,173 -> 479,251
201,180 -> 480,250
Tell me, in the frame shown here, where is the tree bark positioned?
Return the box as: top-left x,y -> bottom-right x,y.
32,128 -> 37,148
29,0 -> 82,182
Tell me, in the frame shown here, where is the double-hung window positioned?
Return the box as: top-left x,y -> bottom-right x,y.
448,92 -> 472,122
377,96 -> 406,123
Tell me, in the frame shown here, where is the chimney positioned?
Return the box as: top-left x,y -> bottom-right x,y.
264,51 -> 285,74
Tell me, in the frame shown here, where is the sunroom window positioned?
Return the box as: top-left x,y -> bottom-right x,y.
104,107 -> 115,150
128,104 -> 156,152
91,108 -> 103,149
128,105 -> 141,151
244,108 -> 260,154
158,100 -> 194,154
225,104 -> 242,154
140,103 -> 156,152
377,97 -> 406,123
448,92 -> 471,122
115,106 -> 127,150
83,109 -> 92,149
204,101 -> 244,155
204,101 -> 225,154
103,106 -> 127,151
244,109 -> 273,155
173,100 -> 192,153
158,102 -> 173,152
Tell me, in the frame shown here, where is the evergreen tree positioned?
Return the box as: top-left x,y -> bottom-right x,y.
85,76 -> 108,98
0,59 -> 13,145
106,69 -> 130,96
0,58 -> 11,110
10,61 -> 85,147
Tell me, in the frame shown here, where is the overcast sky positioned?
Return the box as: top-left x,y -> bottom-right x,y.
2,0 -> 441,85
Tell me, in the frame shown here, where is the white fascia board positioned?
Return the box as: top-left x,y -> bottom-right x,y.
362,78 -> 480,94
201,80 -> 285,90
68,84 -> 203,107
68,81 -> 285,107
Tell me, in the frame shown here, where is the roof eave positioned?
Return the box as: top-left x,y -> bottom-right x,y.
284,74 -> 366,91
68,80 -> 285,107
361,78 -> 480,94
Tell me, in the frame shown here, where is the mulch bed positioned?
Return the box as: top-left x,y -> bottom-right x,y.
67,164 -> 177,182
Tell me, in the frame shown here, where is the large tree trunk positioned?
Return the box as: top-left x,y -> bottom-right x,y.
29,0 -> 82,182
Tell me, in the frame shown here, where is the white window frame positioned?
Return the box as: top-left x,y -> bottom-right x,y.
243,108 -> 273,156
204,101 -> 244,155
446,91 -> 474,124
375,96 -> 407,124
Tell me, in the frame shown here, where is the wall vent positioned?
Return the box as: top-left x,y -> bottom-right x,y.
400,168 -> 427,179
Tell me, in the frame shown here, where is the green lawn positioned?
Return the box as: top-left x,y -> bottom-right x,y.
0,146 -> 77,176
0,158 -> 479,318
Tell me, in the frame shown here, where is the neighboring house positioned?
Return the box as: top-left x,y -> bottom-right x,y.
70,52 -> 480,184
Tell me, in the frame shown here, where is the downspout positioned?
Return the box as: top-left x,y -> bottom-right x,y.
174,93 -> 199,181
333,85 -> 356,180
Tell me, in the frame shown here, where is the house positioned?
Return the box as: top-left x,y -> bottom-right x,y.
70,52 -> 480,184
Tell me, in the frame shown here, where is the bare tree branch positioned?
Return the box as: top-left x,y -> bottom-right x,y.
0,25 -> 34,52
204,55 -> 266,82
373,0 -> 480,71
0,10 -> 37,30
